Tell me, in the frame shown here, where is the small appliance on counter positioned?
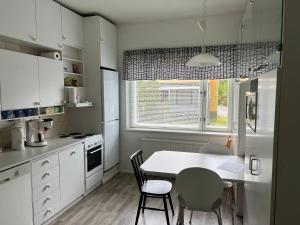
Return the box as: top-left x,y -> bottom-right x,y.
25,119 -> 53,147
67,87 -> 86,103
11,120 -> 25,151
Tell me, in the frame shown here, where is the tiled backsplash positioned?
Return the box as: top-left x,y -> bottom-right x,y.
0,114 -> 71,149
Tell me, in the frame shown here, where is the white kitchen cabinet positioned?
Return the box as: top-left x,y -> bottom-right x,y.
99,18 -> 117,70
36,0 -> 62,50
59,143 -> 85,209
0,49 -> 39,110
38,57 -> 64,107
0,0 -> 37,44
61,7 -> 84,49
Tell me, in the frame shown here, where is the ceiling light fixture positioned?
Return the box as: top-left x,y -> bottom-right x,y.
186,0 -> 222,67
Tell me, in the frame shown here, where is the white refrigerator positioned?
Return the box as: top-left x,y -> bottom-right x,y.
101,69 -> 120,172
243,69 -> 278,225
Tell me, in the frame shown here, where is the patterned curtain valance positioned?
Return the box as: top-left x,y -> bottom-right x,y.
123,42 -> 280,80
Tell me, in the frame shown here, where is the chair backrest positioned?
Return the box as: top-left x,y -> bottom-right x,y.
130,149 -> 147,191
175,167 -> 224,212
199,143 -> 232,155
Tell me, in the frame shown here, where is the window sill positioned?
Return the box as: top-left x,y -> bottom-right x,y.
124,127 -> 233,137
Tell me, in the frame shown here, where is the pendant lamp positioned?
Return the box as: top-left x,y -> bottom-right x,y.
186,0 -> 221,67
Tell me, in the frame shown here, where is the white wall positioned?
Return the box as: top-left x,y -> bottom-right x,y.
117,13 -> 243,172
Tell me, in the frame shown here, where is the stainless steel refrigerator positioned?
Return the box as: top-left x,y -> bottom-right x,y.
101,69 -> 120,172
243,69 -> 278,225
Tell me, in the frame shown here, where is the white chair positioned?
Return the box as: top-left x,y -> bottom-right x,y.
189,143 -> 235,225
176,167 -> 224,225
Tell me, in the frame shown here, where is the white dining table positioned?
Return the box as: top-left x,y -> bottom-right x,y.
141,150 -> 245,183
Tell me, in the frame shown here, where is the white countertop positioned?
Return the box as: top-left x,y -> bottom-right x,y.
0,137 -> 84,172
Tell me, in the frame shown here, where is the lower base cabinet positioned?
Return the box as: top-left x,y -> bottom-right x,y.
30,143 -> 85,224
31,154 -> 61,225
59,143 -> 85,209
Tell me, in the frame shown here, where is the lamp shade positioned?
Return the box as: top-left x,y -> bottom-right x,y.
186,53 -> 222,67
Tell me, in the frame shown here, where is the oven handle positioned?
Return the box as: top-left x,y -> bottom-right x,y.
88,148 -> 102,155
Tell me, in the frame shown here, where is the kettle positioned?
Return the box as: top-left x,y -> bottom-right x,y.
11,121 -> 25,151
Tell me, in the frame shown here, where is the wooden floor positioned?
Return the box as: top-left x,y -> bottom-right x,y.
51,173 -> 243,225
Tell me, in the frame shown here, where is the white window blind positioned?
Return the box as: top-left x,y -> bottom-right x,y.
127,79 -> 233,132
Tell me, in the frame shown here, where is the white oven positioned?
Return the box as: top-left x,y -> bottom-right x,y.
84,134 -> 104,194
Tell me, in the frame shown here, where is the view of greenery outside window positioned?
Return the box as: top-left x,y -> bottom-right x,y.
206,80 -> 229,128
127,79 -> 232,132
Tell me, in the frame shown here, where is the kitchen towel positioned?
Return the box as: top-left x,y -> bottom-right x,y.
41,52 -> 61,60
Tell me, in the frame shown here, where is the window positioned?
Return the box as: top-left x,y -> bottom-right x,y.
127,79 -> 233,132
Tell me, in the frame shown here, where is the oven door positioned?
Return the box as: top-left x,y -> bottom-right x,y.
86,145 -> 103,177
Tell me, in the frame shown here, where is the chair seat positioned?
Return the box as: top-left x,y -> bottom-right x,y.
141,180 -> 172,195
223,181 -> 233,189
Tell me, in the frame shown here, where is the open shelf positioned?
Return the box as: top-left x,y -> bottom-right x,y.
39,106 -> 64,116
62,57 -> 83,63
64,86 -> 85,88
65,102 -> 94,108
62,45 -> 93,107
64,72 -> 84,76
1,108 -> 40,121
0,115 -> 39,122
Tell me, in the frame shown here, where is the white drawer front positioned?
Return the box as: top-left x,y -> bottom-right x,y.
34,202 -> 60,225
33,189 -> 60,215
32,166 -> 59,188
33,178 -> 60,201
32,153 -> 59,175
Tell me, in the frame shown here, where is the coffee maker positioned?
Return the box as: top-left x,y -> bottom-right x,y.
26,119 -> 53,147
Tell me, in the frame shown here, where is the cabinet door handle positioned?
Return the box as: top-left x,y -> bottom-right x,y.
0,177 -> 10,185
62,35 -> 67,40
249,155 -> 259,175
70,151 -> 76,156
45,208 -> 52,215
43,172 -> 51,178
29,35 -> 38,41
33,102 -> 40,106
43,196 -> 52,204
42,160 -> 50,166
43,184 -> 51,191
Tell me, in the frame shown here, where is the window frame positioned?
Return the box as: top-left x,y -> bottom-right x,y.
202,79 -> 234,132
126,79 -> 234,133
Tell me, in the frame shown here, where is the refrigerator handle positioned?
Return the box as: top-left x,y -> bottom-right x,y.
249,155 -> 260,176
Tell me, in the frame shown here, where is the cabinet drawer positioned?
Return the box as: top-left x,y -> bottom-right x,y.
33,189 -> 60,215
32,153 -> 59,175
34,202 -> 60,225
33,178 -> 60,201
32,166 -> 59,188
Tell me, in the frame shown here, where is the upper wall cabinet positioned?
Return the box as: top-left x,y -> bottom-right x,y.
0,50 -> 40,110
61,7 -> 84,49
99,18 -> 117,70
0,0 -> 37,44
38,57 -> 64,107
260,0 -> 283,43
242,0 -> 282,45
36,0 -> 62,50
241,0 -> 283,69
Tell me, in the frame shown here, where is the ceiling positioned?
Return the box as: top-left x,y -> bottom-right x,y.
60,0 -> 248,24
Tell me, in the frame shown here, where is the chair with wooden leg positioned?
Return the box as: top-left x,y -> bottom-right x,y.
130,149 -> 174,225
189,143 -> 236,225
